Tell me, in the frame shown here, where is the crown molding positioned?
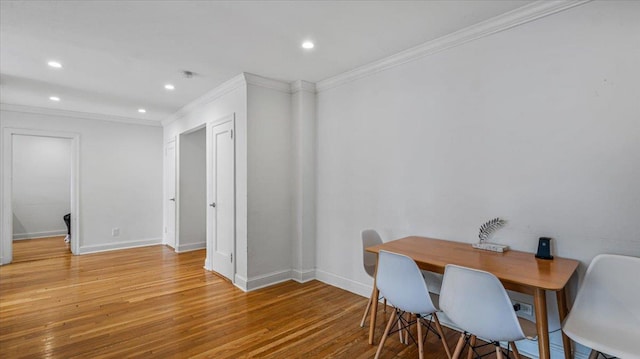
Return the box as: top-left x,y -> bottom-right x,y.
162,73 -> 246,127
0,103 -> 162,127
290,80 -> 316,94
316,0 -> 592,92
244,73 -> 291,93
162,72 -> 296,127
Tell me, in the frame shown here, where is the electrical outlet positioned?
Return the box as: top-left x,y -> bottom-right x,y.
112,228 -> 120,237
513,300 -> 533,316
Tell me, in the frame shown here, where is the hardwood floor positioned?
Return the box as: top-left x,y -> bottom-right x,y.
12,236 -> 71,263
2,244 -> 468,358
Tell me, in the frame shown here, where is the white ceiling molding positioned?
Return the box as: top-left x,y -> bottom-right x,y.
290,80 -> 317,94
161,73 -> 246,127
0,103 -> 162,127
244,73 -> 291,93
163,72 -> 295,127
316,0 -> 592,92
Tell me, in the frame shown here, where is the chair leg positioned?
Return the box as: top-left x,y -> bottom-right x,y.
510,342 -> 521,359
374,309 -> 397,359
360,288 -> 375,327
417,315 -> 424,359
467,335 -> 476,359
588,350 -> 599,359
383,298 -> 387,313
452,333 -> 466,359
433,313 -> 452,359
398,312 -> 405,344
495,344 -> 505,359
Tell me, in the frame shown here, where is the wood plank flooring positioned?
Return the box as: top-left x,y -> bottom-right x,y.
2,244 -> 469,358
12,236 -> 70,263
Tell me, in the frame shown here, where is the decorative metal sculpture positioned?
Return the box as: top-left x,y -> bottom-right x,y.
478,217 -> 506,242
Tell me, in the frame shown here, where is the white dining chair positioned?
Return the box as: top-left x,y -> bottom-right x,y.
360,229 -> 386,327
440,264 -> 536,359
374,250 -> 451,359
562,254 -> 640,359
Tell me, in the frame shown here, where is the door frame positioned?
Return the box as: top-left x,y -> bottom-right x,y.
175,124 -> 207,252
1,128 -> 80,264
205,114 -> 236,281
164,137 -> 177,248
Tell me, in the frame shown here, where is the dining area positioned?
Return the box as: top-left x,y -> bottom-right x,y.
359,230 -> 639,359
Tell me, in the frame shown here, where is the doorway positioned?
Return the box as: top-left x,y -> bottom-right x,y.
1,128 -> 80,265
177,126 -> 206,252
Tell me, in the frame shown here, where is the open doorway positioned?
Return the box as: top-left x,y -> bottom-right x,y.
176,126 -> 206,252
1,128 -> 80,265
11,135 -> 71,262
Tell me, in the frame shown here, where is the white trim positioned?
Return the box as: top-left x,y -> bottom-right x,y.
290,80 -> 316,94
162,74 -> 246,127
234,274 -> 248,292
175,242 -> 205,253
78,238 -> 162,254
244,73 -> 291,93
316,0 -> 591,92
1,128 -> 80,265
291,269 -> 316,283
13,230 -> 67,240
245,269 -> 293,291
0,103 -> 161,127
314,269 -> 372,299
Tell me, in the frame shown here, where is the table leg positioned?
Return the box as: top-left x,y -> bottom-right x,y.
556,287 -> 572,359
368,282 -> 379,344
534,288 -> 550,359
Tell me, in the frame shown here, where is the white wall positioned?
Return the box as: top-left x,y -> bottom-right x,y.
1,109 -> 163,255
315,1 -> 639,357
290,81 -> 317,282
246,82 -> 293,281
178,127 -> 206,251
12,135 -> 71,239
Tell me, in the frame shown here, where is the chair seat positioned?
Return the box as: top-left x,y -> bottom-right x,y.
563,314 -> 640,359
561,254 -> 640,359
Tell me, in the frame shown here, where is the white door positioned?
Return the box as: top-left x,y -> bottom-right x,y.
206,117 -> 235,281
165,139 -> 177,248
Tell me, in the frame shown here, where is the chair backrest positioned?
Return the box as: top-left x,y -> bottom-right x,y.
376,250 -> 437,315
362,229 -> 383,277
563,254 -> 640,357
440,264 -> 525,342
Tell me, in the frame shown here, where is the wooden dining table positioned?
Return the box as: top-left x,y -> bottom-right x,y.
366,236 -> 580,359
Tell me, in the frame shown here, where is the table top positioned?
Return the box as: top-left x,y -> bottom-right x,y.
366,236 -> 579,292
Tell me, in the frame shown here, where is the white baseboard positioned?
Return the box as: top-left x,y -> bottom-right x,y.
314,268 -> 371,298
245,269 -> 293,291
175,242 -> 205,253
234,274 -> 248,292
291,268 -> 316,283
78,238 -> 162,254
13,230 -> 67,240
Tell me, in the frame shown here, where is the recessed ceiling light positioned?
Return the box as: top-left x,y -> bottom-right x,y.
48,61 -> 62,69
164,84 -> 175,90
49,96 -> 60,102
302,41 -> 314,49
138,108 -> 146,113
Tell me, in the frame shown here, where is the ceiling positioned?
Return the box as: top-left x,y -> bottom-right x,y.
0,0 -> 533,123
